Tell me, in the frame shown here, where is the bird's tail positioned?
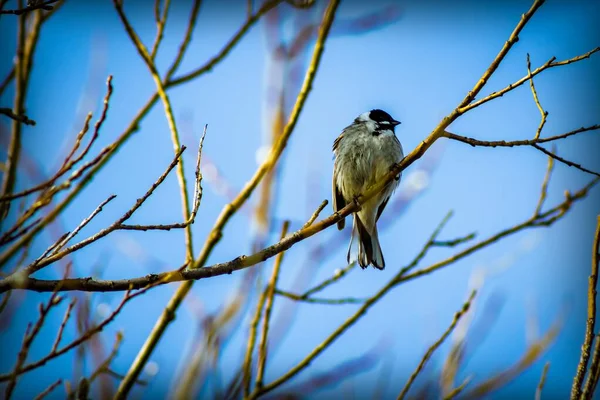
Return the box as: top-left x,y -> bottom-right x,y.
348,215 -> 385,270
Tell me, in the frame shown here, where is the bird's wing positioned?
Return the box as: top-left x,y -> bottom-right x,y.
375,196 -> 390,223
332,132 -> 346,230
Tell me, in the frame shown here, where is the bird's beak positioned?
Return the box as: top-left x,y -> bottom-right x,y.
391,120 -> 401,126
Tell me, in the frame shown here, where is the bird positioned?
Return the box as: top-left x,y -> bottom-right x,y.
332,109 -> 404,270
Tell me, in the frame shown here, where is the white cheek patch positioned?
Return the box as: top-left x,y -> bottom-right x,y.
364,120 -> 377,132
378,129 -> 395,137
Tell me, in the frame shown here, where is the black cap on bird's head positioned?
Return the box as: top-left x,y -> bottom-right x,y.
369,109 -> 401,127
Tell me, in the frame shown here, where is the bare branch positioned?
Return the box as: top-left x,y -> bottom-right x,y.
0,107 -> 35,125
532,143 -> 600,177
3,175 -> 594,294
49,195 -> 117,257
149,0 -> 171,60
275,289 -> 367,305
242,280 -> 269,397
15,146 -> 186,277
0,0 -> 274,268
397,291 -> 476,400
113,0 -> 195,265
0,216 -> 41,246
0,287 -> 150,382
527,53 -> 548,139
163,0 -> 202,81
536,362 -> 549,400
443,377 -> 472,400
0,66 -> 15,97
534,151 -> 554,217
0,113 -> 93,202
114,1 -> 341,397
302,262 -> 357,298
119,124 -> 207,231
580,215 -> 600,399
88,331 -> 123,383
463,316 -> 561,398
4,288 -> 64,397
442,126 -> 600,177
460,46 -> 600,113
0,0 -> 58,15
456,0 -> 546,110
397,178 -> 598,285
256,221 -> 290,390
301,199 -> 328,229
50,298 -> 76,353
33,378 -> 62,400
167,0 -> 283,87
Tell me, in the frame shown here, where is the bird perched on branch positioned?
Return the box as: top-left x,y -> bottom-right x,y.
332,109 -> 403,270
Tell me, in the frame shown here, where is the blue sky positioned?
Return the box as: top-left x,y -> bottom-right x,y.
1,0 -> 599,398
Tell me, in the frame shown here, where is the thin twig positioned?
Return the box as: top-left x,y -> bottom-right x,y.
50,298 -> 77,353
163,0 -> 202,81
536,362 -> 549,400
0,66 -> 15,97
50,195 -> 117,256
456,0 -> 546,110
0,288 -> 149,381
275,289 -> 367,305
397,291 -> 476,400
533,143 -> 600,178
443,125 -> 599,148
150,0 -> 171,60
0,75 -> 113,258
397,180 -> 598,285
167,0 -> 283,87
461,47 -> 600,113
242,281 -> 269,397
0,216 -> 42,246
88,331 -> 123,383
301,199 -> 328,229
4,288 -> 64,398
0,4 -> 27,222
0,107 -> 35,125
443,376 -> 472,400
526,53 -> 548,139
463,316 -> 562,398
534,151 -> 554,217
580,215 -> 600,399
119,124 -> 207,231
113,0 -> 195,266
0,75 -> 112,204
0,113 -> 93,202
256,221 -> 290,389
302,262 -> 357,298
18,146 -> 186,276
33,378 -> 62,400
0,0 -> 58,15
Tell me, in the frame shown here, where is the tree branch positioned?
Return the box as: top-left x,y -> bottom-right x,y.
256,221 -> 290,390
0,0 -> 58,15
114,1 -> 341,397
579,215 -> 600,399
0,107 -> 35,125
526,53 -> 548,139
397,291 -> 476,400
442,126 -> 600,177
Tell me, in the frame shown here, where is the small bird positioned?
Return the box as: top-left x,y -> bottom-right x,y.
332,109 -> 404,270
